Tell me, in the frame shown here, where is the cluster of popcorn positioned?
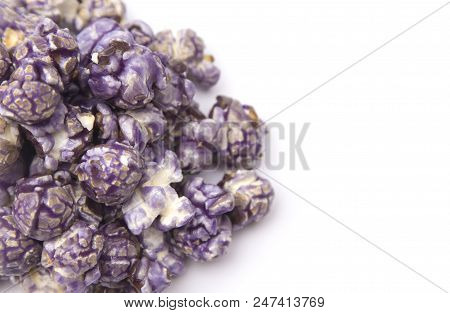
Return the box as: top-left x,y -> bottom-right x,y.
0,0 -> 274,292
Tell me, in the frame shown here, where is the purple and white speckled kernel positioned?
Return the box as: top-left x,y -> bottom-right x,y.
123,20 -> 155,47
12,174 -> 76,241
13,17 -> 80,87
70,97 -> 119,143
220,170 -> 274,230
123,151 -> 194,235
187,55 -> 220,89
130,227 -> 184,292
171,177 -> 234,262
77,18 -> 167,110
22,103 -> 94,172
150,28 -> 220,89
0,79 -> 61,125
41,220 -> 104,292
209,95 -> 264,169
75,142 -> 143,206
0,210 -> 42,276
177,118 -> 222,173
118,105 -> 167,153
98,222 -> 140,287
75,0 -> 125,32
153,63 -> 196,114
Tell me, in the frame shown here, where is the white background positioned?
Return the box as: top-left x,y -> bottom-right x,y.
2,0 -> 450,311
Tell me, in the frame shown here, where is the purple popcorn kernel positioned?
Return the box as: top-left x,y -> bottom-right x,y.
77,19 -> 134,94
130,256 -> 169,293
130,227 -> 184,293
12,173 -> 76,241
123,20 -> 155,47
150,29 -> 203,68
77,18 -> 121,61
184,176 -> 235,220
70,97 -> 119,143
153,63 -> 196,114
10,59 -> 64,93
163,103 -> 206,152
171,177 -> 234,262
88,43 -> 166,110
118,105 -> 167,153
220,170 -> 274,230
23,103 -> 95,170
98,221 -> 140,287
77,18 -> 166,110
77,18 -> 124,62
94,101 -> 119,142
123,150 -> 194,235
150,29 -> 220,89
13,17 -> 80,87
75,142 -> 143,206
173,214 -> 232,262
0,209 -> 42,276
140,227 -> 184,277
187,55 -> 220,89
41,220 -> 104,292
0,79 -> 61,125
177,118 -> 222,173
209,95 -> 264,169
72,182 -> 104,226
74,0 -> 125,32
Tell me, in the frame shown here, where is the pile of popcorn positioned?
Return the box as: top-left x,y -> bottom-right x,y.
0,0 -> 274,292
